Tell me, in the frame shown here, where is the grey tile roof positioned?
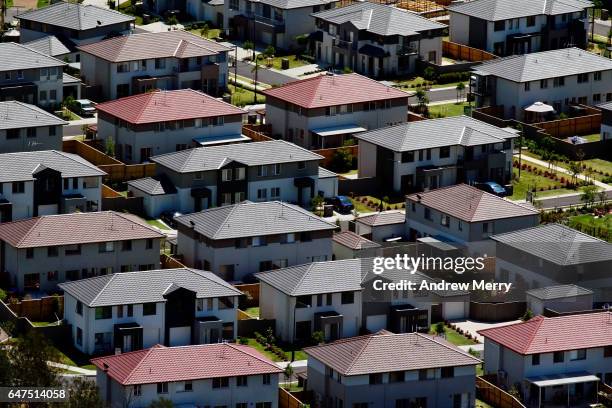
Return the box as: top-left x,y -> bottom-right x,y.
313,2 -> 446,36
255,257 -> 467,296
526,284 -> 594,300
448,0 -> 592,21
406,184 -> 539,223
0,150 -> 106,183
356,211 -> 405,226
175,201 -> 336,240
491,223 -> 612,265
23,35 -> 71,57
318,167 -> 337,179
0,42 -> 66,72
0,101 -> 67,130
305,332 -> 480,376
473,47 -> 612,83
152,140 -> 323,173
258,0 -> 337,9
332,231 -> 381,250
356,115 -> 518,152
59,268 -> 242,307
17,2 -> 134,30
127,177 -> 177,195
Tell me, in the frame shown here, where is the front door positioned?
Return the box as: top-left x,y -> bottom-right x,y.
123,334 -> 133,352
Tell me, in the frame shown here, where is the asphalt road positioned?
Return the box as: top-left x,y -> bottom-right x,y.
234,60 -> 298,87
536,189 -> 612,209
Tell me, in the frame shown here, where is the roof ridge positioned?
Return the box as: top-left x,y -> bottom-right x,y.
11,42 -> 67,66
211,203 -> 243,240
343,334 -> 376,375
289,263 -> 318,296
419,333 -> 481,362
89,273 -> 118,306
187,268 -> 241,293
122,346 -> 160,385
522,316 -> 546,353
225,343 -> 281,370
15,217 -> 44,248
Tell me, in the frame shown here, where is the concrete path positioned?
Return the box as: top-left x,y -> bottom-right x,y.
517,154 -> 612,190
535,189 -> 612,209
47,361 -> 96,376
459,343 -> 484,353
63,116 -> 97,138
452,320 -> 521,343
276,360 -> 307,369
275,64 -> 323,80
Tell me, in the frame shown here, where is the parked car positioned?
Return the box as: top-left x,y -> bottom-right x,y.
75,99 -> 97,117
475,181 -> 508,197
325,196 -> 354,214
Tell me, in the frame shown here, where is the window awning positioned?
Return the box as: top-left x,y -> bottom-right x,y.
527,372 -> 600,388
311,124 -> 367,137
193,134 -> 251,146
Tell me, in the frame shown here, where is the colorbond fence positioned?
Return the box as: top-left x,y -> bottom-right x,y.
443,41 -> 498,62
7,296 -> 63,322
476,376 -> 527,408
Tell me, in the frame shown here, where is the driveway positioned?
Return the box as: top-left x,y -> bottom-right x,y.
452,319 -> 521,343
235,60 -> 297,86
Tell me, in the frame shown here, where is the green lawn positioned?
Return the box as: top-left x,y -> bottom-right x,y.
427,102 -> 470,118
583,158 -> 612,178
187,28 -> 222,40
519,152 -> 612,182
580,133 -> 602,143
393,77 -> 467,90
6,0 -> 13,7
228,84 -> 265,107
30,321 -> 60,327
476,399 -> 495,408
259,55 -> 309,71
569,214 -> 612,242
349,198 -> 373,214
430,324 -> 477,346
242,338 -> 307,362
244,307 -> 260,318
49,344 -> 96,370
37,0 -> 50,8
146,219 -> 171,230
510,166 -> 569,200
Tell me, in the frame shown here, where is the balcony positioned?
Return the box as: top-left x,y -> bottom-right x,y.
333,38 -> 352,50
397,45 -> 418,56
243,11 -> 285,30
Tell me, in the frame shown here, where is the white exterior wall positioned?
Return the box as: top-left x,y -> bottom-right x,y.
449,12 -> 470,45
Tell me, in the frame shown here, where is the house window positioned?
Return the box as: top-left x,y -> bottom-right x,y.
47,271 -> 58,281
570,349 -> 586,360
47,246 -> 58,257
99,242 -> 114,253
127,304 -> 133,317
237,376 -> 248,387
594,93 -> 601,103
389,371 -> 405,383
271,187 -> 280,198
82,177 -> 99,189
95,306 -> 112,320
155,58 -> 166,69
424,208 -> 432,220
157,383 -> 168,394
526,15 -> 536,26
122,240 -> 132,251
326,293 -> 333,305
65,244 -> 81,255
117,305 -> 123,318
282,233 -> 295,244
532,354 -> 540,365
494,20 -> 505,31
439,146 -> 450,158
76,327 -> 82,346
316,294 -> 323,307
143,302 -> 157,315
12,181 -> 25,194
235,167 -> 246,180
540,79 -> 548,89
296,295 -> 312,308
222,168 -> 232,181
482,223 -> 490,234
66,270 -> 79,281
255,403 -> 272,408
553,77 -> 565,87
146,239 -> 153,249
26,128 -> 37,138
369,373 -> 383,384
458,220 -> 463,231
133,385 -> 142,396
341,291 -> 354,304
604,346 -> 612,357
257,165 -> 268,177
553,351 -> 564,363
262,373 -> 271,385
6,129 -> 19,139
219,297 -> 234,309
441,367 -> 454,378
595,71 -> 602,81
252,236 -> 267,247
179,381 -> 193,392
17,70 -> 24,80
273,163 -> 281,175
76,301 -> 83,315
401,151 -> 414,163
440,215 -> 450,227
213,377 -> 229,388
578,73 -> 589,83
257,188 -> 267,200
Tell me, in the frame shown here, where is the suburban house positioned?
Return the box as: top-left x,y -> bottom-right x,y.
23,35 -> 71,61
186,0 -> 224,26
224,0 -> 338,50
91,343 -> 282,408
405,184 -> 540,245
311,2 -> 446,76
16,2 -> 134,63
262,73 -> 409,149
356,116 -> 519,194
448,0 -> 591,56
525,284 -> 594,316
0,101 -> 66,153
354,211 -> 406,242
78,30 -> 231,101
479,312 -> 612,406
305,331 -> 481,408
175,200 -> 336,282
0,42 -> 66,109
0,211 -> 164,292
470,47 -> 612,119
60,268 -> 242,355
332,231 -> 380,260
597,101 -> 612,141
255,257 -> 470,342
0,150 -> 106,222
95,89 -> 247,164
127,140 -> 325,216
317,167 -> 339,198
491,223 -> 612,301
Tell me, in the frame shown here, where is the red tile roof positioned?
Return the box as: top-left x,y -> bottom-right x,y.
0,211 -> 164,248
262,73 -> 409,109
78,30 -> 230,62
96,89 -> 246,124
91,344 -> 282,385
406,184 -> 539,222
478,312 -> 612,355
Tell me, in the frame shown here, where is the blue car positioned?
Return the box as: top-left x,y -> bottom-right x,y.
476,181 -> 508,197
325,196 -> 354,214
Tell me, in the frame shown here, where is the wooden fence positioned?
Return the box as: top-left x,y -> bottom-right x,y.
243,124 -> 274,142
536,112 -> 601,139
279,387 -> 307,408
476,376 -> 527,408
235,283 -> 260,307
7,296 -> 63,322
101,184 -> 144,214
161,254 -> 186,269
312,145 -> 359,168
443,41 -> 498,62
469,301 -> 526,322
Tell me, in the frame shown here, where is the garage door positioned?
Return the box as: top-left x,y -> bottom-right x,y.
169,327 -> 191,347
366,315 -> 387,333
443,302 -> 466,320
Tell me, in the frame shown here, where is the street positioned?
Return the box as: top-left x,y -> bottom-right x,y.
536,189 -> 612,209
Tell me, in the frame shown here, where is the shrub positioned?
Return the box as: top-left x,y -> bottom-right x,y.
238,337 -> 249,345
0,288 -> 6,302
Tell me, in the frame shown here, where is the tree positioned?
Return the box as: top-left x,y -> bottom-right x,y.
243,40 -> 254,60
311,330 -> 324,345
581,184 -> 599,208
149,397 -> 175,408
521,309 -> 534,321
311,195 -> 324,214
105,136 -> 115,157
67,377 -> 103,408
283,363 -> 294,388
263,45 -> 275,59
434,322 -> 445,336
166,15 -> 179,26
568,161 -> 582,186
423,66 -> 437,81
8,330 -> 60,387
330,148 -> 353,173
456,82 -> 465,103
0,347 -> 11,387
200,23 -> 209,38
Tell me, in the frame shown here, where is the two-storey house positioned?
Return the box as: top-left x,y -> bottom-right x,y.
0,211 -> 164,292
127,140 -> 325,216
305,331 -> 481,408
78,30 -> 231,101
0,150 -> 106,222
479,312 -> 612,406
491,223 -> 612,302
91,343 -> 282,408
405,184 -> 540,246
60,267 -> 242,355
597,101 -> 612,141
224,0 -> 338,50
356,116 -> 519,193
96,89 -> 247,164
470,47 -> 612,119
312,2 -> 446,76
0,42 -> 66,109
448,0 -> 591,56
16,2 -> 134,63
256,258 -> 469,342
175,200 -> 336,282
262,73 -> 409,149
0,101 -> 66,153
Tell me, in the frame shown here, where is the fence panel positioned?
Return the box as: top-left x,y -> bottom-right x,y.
476,377 -> 527,408
279,388 -> 306,408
